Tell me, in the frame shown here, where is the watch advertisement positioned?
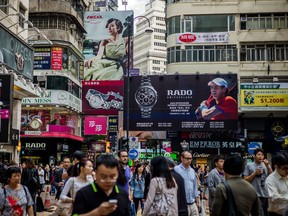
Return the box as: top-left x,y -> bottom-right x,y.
83,11 -> 133,81
125,74 -> 238,131
0,75 -> 13,143
82,80 -> 124,115
84,116 -> 107,135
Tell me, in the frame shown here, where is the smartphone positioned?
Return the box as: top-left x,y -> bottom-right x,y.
108,199 -> 118,205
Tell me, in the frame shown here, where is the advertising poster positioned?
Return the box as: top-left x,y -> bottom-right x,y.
241,83 -> 288,111
84,116 -> 107,135
0,25 -> 34,79
0,75 -> 13,143
82,80 -> 124,115
83,11 -> 133,80
125,74 -> 238,131
176,32 -> 229,44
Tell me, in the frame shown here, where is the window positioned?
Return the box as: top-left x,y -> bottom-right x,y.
19,6 -> 26,28
0,0 -> 8,13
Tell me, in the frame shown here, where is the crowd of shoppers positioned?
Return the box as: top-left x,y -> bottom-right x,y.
0,148 -> 287,216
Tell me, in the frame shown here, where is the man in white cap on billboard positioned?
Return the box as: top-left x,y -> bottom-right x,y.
195,77 -> 237,120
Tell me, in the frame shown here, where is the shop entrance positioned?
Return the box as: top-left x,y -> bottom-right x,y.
195,158 -> 208,171
0,152 -> 12,163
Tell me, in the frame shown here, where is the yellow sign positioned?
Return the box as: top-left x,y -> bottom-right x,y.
241,83 -> 288,109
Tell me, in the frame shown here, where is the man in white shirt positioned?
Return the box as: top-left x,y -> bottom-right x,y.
265,152 -> 288,216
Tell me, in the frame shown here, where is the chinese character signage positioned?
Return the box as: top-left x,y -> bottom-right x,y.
0,25 -> 34,79
241,83 -> 288,111
51,47 -> 63,70
125,74 -> 238,131
33,47 -> 51,70
176,32 -> 229,44
0,74 -> 13,143
83,11 -> 133,80
84,116 -> 107,135
82,80 -> 124,115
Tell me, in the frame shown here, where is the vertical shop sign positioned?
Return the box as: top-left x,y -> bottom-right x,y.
51,47 -> 63,70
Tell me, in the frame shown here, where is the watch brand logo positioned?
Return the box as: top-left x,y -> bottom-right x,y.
25,142 -> 46,150
167,90 -> 193,96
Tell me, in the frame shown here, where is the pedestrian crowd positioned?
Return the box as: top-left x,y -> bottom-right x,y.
0,148 -> 287,216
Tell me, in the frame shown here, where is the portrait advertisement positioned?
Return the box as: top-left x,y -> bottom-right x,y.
83,11 -> 134,81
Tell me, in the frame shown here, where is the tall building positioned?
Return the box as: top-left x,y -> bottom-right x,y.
91,0 -> 119,11
0,0 -> 43,163
134,0 -> 166,75
166,0 -> 288,159
19,0 -> 89,165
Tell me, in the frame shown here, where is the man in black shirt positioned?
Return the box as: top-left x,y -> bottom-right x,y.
72,154 -> 129,216
166,157 -> 189,216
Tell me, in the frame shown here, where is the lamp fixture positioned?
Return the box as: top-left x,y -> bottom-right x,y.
253,77 -> 259,83
273,77 -> 279,82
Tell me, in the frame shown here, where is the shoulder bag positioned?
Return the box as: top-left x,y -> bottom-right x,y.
55,177 -> 75,216
223,181 -> 238,216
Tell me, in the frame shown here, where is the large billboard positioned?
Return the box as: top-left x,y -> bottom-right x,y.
0,25 -> 34,79
0,75 -> 13,143
125,74 -> 238,131
83,11 -> 133,80
241,83 -> 288,111
82,80 -> 124,115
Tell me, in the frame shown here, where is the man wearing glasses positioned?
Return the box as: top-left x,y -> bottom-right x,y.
116,149 -> 131,195
265,152 -> 288,216
72,154 -> 130,216
174,150 -> 200,216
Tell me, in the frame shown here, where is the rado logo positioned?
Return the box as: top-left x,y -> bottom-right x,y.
167,90 -> 193,96
25,142 -> 46,149
193,152 -> 210,158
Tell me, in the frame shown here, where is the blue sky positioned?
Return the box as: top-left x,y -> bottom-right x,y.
118,0 -> 147,17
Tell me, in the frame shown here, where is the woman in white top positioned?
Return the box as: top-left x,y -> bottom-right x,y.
60,157 -> 93,203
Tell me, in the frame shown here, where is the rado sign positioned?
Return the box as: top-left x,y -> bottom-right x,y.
193,152 -> 210,158
25,142 -> 46,150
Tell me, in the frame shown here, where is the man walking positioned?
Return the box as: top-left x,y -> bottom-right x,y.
116,149 -> 131,195
174,151 -> 200,216
212,153 -> 259,216
265,152 -> 288,216
207,155 -> 225,213
243,148 -> 273,216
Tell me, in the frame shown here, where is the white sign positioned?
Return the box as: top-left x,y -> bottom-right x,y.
25,142 -> 46,150
24,131 -> 42,135
176,32 -> 229,44
22,90 -> 82,112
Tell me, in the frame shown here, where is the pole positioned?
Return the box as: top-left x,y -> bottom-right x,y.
126,22 -> 131,149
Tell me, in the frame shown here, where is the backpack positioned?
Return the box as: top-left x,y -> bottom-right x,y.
0,163 -> 7,186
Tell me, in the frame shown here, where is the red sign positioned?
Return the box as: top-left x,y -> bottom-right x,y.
84,116 -> 107,135
51,47 -> 63,70
0,109 -> 10,119
178,33 -> 196,43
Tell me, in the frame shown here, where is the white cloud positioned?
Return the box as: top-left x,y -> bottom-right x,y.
118,0 -> 148,17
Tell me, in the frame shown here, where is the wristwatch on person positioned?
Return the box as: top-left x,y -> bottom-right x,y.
134,75 -> 158,118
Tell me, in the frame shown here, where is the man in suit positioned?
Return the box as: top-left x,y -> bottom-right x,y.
53,156 -> 71,200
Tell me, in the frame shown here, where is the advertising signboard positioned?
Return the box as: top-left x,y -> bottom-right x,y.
241,83 -> 288,111
83,10 -> 133,80
82,80 -> 124,115
0,25 -> 34,79
176,32 -> 229,44
0,75 -> 13,143
33,47 -> 51,70
125,74 -> 238,131
51,47 -> 63,70
84,116 -> 107,135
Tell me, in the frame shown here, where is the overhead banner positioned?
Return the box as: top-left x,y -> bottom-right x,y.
84,116 -> 107,135
241,83 -> 288,111
83,11 -> 133,80
82,80 -> 124,115
176,32 -> 229,44
0,75 -> 13,143
125,74 -> 238,131
0,25 -> 34,79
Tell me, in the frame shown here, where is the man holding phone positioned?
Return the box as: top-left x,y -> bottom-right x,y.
72,155 -> 129,216
243,148 -> 273,216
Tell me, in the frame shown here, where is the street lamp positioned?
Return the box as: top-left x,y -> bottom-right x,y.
125,15 -> 153,148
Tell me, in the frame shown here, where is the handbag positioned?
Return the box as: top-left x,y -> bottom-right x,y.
223,181 -> 237,216
55,177 -> 75,216
148,178 -> 174,216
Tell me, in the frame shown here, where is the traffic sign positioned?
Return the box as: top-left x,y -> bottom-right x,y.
129,149 -> 139,160
248,142 -> 262,154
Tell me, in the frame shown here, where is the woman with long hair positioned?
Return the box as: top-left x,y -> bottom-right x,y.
130,163 -> 145,214
60,157 -> 93,203
142,156 -> 178,216
0,166 -> 34,216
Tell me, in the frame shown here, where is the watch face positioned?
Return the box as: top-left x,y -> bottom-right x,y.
89,95 -> 104,109
135,87 -> 157,107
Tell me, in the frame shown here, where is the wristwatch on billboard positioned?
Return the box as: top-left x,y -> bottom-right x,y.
134,75 -> 158,118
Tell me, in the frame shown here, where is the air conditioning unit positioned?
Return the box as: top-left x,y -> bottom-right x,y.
70,24 -> 76,29
240,17 -> 247,22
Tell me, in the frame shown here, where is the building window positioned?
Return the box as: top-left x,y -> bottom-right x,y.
19,6 -> 26,28
0,0 -> 8,13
